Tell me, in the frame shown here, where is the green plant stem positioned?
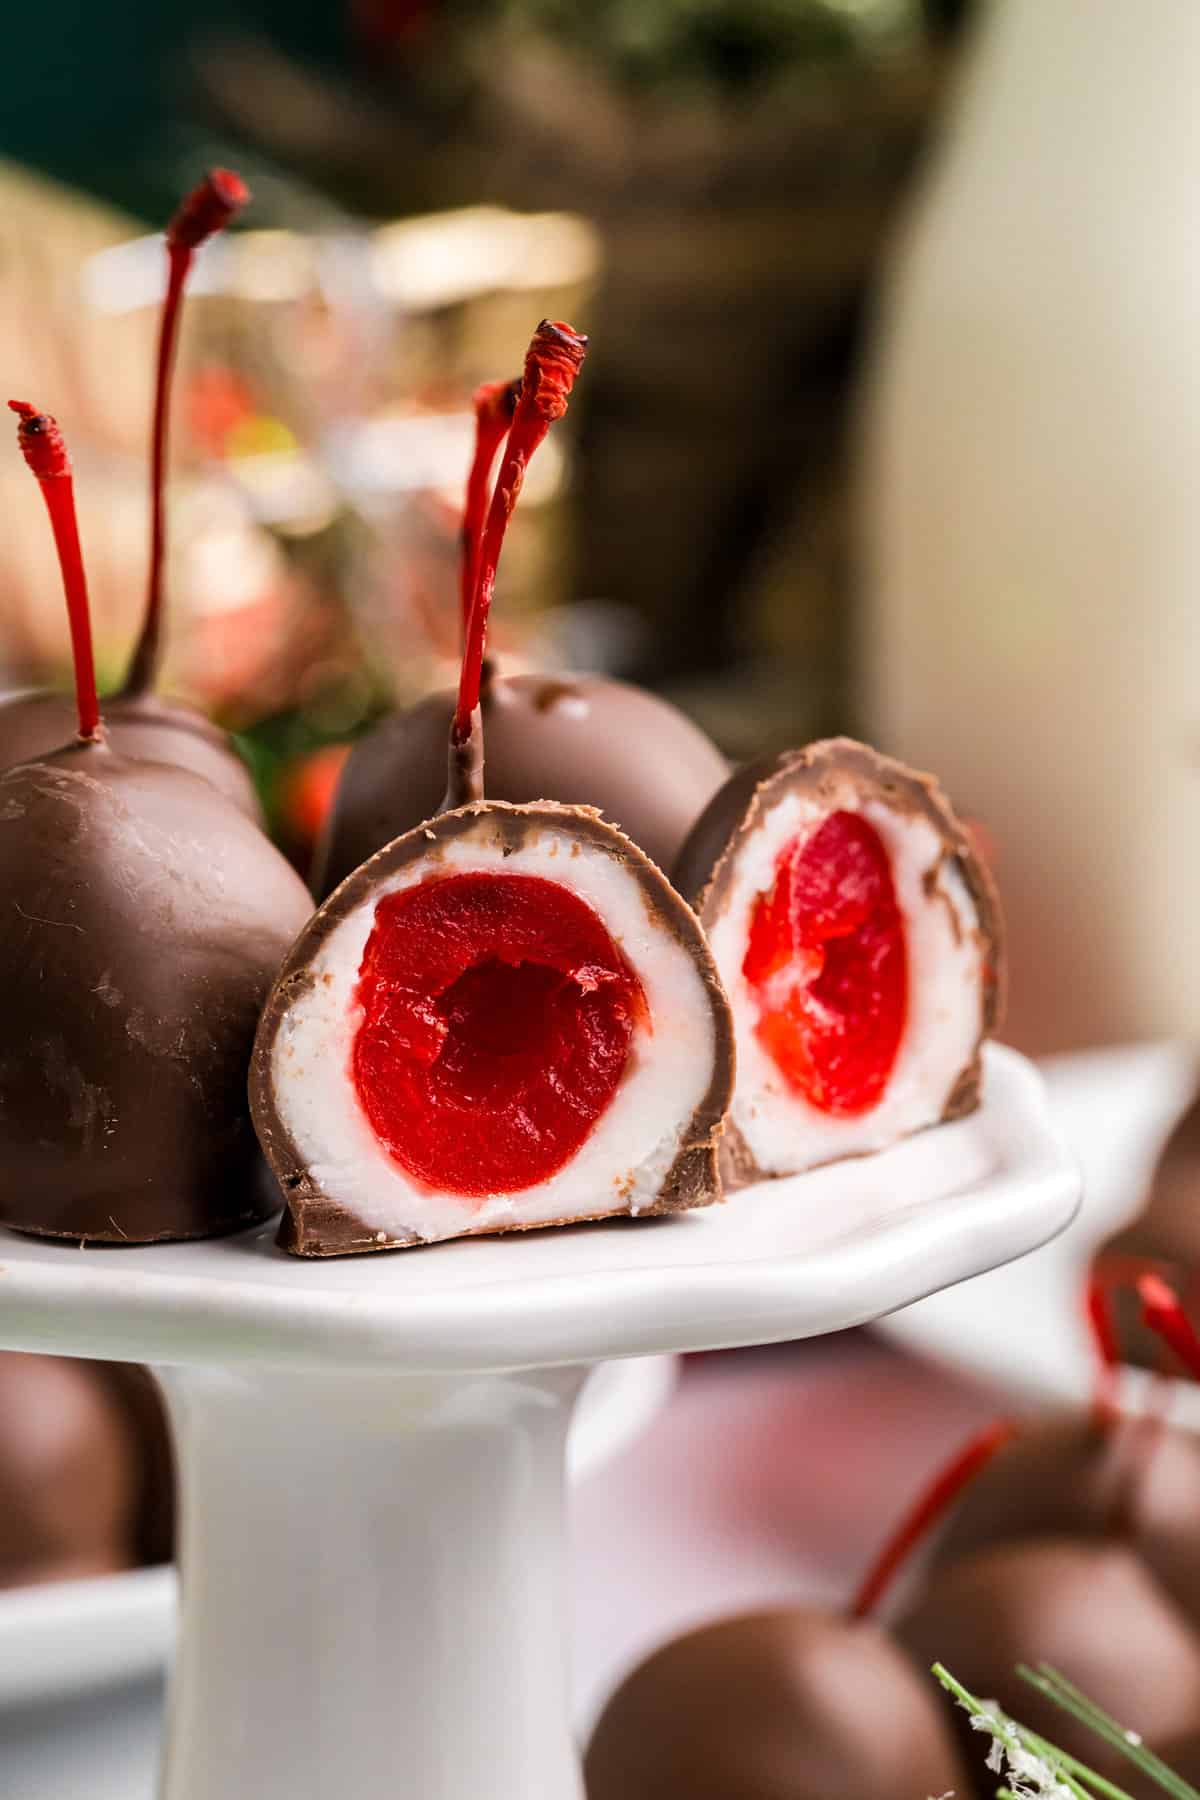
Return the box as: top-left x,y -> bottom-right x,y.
931,1664 -> 1098,1800
1018,1667 -> 1200,1800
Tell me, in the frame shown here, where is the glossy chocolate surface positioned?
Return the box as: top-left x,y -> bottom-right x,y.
0,688 -> 261,820
585,1609 -> 969,1800
314,670 -> 729,895
0,740 -> 310,1241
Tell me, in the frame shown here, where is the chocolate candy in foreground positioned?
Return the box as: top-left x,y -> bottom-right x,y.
899,1537 -> 1200,1798
585,1609 -> 969,1800
253,801 -> 734,1254
0,741 -> 311,1242
675,736 -> 1003,1182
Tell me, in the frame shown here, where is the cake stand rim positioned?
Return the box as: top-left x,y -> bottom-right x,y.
0,1044 -> 1079,1375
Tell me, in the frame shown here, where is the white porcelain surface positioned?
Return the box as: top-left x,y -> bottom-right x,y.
881,1042 -> 1200,1423
0,1355 -> 674,1800
0,1354 -> 671,1691
0,1044 -> 1077,1800
0,1046 -> 1076,1377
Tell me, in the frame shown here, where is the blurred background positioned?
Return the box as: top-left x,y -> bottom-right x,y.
7,4 -> 1200,1793
3,0 -> 964,945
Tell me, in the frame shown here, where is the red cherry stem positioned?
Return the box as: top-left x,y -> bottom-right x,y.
1085,1272 -> 1122,1427
460,377 -> 521,646
9,401 -> 101,742
121,169 -> 250,697
848,1417 -> 1016,1621
1138,1272 -> 1200,1380
449,320 -> 588,779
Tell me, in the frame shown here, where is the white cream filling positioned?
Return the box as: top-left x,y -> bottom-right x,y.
270,816 -> 720,1242
709,788 -> 985,1173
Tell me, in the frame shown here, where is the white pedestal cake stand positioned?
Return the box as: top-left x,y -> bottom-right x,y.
0,1045 -> 1077,1800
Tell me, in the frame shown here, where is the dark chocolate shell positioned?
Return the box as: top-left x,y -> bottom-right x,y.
313,671 -> 729,897
585,1609 -> 970,1800
0,687 -> 261,821
899,1538 -> 1200,1794
0,741 -> 311,1242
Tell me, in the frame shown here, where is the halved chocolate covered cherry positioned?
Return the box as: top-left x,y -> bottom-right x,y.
254,318 -> 733,1254
313,330 -> 728,897
252,802 -> 733,1253
675,737 -> 1003,1180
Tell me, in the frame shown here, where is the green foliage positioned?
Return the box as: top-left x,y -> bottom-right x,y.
495,0 -> 926,90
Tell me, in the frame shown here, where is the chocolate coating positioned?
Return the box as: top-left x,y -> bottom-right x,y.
899,1538 -> 1200,1797
313,671 -> 729,896
99,1363 -> 176,1568
253,800 -> 736,1256
926,1410 -> 1200,1638
0,688 -> 261,821
0,740 -> 312,1242
0,1353 -> 141,1589
1098,1088 -> 1200,1369
585,1610 -> 970,1800
673,736 -> 1004,1185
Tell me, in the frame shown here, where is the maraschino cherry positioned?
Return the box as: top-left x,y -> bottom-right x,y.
0,401 -> 311,1243
312,326 -> 729,896
585,1419 -> 1014,1800
0,172 -> 260,817
251,322 -> 735,1255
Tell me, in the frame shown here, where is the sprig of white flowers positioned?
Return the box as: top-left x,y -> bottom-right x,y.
931,1662 -> 1200,1800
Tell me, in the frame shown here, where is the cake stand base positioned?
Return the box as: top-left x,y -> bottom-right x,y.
158,1363 -> 586,1800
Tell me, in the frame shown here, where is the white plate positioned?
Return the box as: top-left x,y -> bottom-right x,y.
0,1046 -> 1078,1376
0,1045 -> 1076,1800
880,1041 -> 1200,1418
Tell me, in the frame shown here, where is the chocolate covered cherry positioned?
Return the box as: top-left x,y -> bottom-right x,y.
585,1422 -> 1017,1800
897,1292 -> 1200,1796
585,1611 -> 969,1800
0,173 -> 259,819
674,738 -> 1003,1181
0,402 -> 311,1242
900,1539 -> 1200,1798
0,1354 -> 141,1588
313,339 -> 727,897
253,323 -> 733,1253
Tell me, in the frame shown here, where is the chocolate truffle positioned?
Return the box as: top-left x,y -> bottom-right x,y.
314,672 -> 730,898
0,401 -> 312,1243
899,1538 -> 1200,1797
0,741 -> 311,1241
920,1399 -> 1200,1637
1096,1089 -> 1200,1370
0,686 -> 259,820
674,737 -> 1003,1182
0,172 -> 260,821
0,1353 -> 142,1589
252,322 -> 734,1254
585,1611 -> 970,1800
